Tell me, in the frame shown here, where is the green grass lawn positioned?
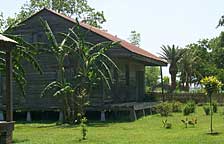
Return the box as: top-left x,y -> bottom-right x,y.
13,107 -> 224,144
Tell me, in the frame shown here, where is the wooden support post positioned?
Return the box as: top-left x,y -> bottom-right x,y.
0,111 -> 4,121
26,111 -> 31,122
100,111 -> 106,121
150,108 -> 153,115
142,109 -> 146,117
5,50 -> 12,122
58,111 -> 63,123
160,66 -> 164,102
130,109 -> 137,121
0,34 -> 17,144
114,111 -> 118,120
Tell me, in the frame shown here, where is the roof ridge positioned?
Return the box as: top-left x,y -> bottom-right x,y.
19,8 -> 167,65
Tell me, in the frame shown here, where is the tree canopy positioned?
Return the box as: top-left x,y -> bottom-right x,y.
145,66 -> 160,92
128,30 -> 141,47
0,0 -> 106,31
160,44 -> 185,92
167,32 -> 224,91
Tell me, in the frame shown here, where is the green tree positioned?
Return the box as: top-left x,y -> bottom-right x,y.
186,40 -> 217,85
163,76 -> 169,85
209,32 -> 224,85
2,0 -> 106,31
217,15 -> 224,28
201,76 -> 222,134
162,76 -> 170,92
128,30 -> 141,47
209,32 -> 224,69
178,48 -> 199,91
159,44 -> 185,92
145,66 -> 160,92
0,12 -> 5,32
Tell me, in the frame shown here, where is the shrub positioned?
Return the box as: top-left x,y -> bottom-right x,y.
80,117 -> 88,140
156,102 -> 172,117
183,105 -> 191,116
183,100 -> 196,116
165,123 -> 172,129
162,119 -> 172,129
172,101 -> 182,112
212,101 -> 218,113
181,117 -> 197,128
203,104 -> 210,115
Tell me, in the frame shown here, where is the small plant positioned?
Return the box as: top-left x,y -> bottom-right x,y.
203,104 -> 210,115
212,101 -> 218,113
183,100 -> 196,116
80,117 -> 88,140
181,117 -> 197,128
156,102 -> 172,117
172,101 -> 182,112
162,119 -> 172,129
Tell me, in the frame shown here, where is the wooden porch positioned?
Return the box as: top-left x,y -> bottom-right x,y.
87,102 -> 158,121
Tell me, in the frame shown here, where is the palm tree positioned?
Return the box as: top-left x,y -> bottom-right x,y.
178,48 -> 199,91
159,44 -> 185,92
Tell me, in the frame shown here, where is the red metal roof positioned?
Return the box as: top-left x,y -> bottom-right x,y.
29,8 -> 167,65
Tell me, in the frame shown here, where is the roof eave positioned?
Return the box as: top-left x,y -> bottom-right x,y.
131,54 -> 167,66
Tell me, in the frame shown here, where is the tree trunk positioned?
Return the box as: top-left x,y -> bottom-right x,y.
169,65 -> 177,92
170,72 -> 176,92
209,93 -> 213,133
58,58 -> 67,122
185,81 -> 190,92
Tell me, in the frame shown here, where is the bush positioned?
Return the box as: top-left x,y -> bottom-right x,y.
165,123 -> 172,129
183,105 -> 191,116
172,101 -> 182,112
162,119 -> 172,129
80,117 -> 88,140
156,102 -> 172,117
203,104 -> 210,115
212,101 -> 218,113
183,100 -> 196,116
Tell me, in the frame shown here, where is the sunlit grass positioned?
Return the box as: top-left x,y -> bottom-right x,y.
13,107 -> 224,144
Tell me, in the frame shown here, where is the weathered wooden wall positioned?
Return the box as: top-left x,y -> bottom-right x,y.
0,9 -> 146,111
110,59 -> 145,103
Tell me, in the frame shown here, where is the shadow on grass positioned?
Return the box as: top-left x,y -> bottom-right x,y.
54,122 -> 110,128
206,132 -> 221,136
13,139 -> 30,143
16,120 -> 55,124
16,120 -> 58,129
14,118 -> 134,129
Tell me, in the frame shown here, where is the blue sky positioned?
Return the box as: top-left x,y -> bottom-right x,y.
1,0 -> 224,76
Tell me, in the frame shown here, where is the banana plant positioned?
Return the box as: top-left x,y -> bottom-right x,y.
41,19 -> 119,123
40,18 -> 75,122
66,26 -> 119,120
